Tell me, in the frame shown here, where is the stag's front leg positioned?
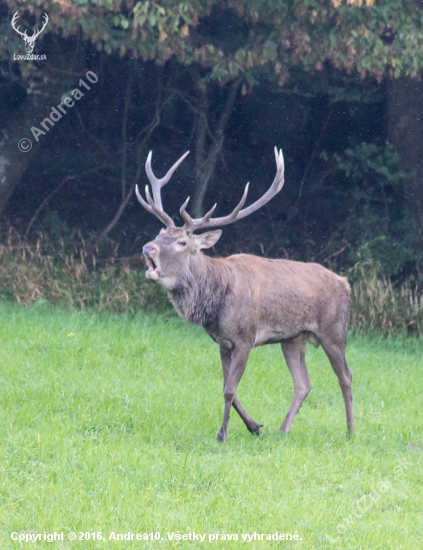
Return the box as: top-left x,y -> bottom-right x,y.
220,348 -> 263,437
217,344 -> 251,442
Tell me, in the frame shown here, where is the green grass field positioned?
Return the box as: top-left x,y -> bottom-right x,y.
0,302 -> 422,549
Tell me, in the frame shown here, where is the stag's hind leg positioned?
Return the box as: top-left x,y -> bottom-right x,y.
219,347 -> 262,439
280,337 -> 312,433
320,332 -> 354,436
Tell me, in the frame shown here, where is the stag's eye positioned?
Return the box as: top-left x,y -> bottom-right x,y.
177,240 -> 188,247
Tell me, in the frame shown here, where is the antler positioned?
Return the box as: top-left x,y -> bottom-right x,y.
12,11 -> 48,40
135,150 -> 190,227
11,11 -> 27,38
180,147 -> 284,232
31,13 -> 49,41
136,147 -> 284,232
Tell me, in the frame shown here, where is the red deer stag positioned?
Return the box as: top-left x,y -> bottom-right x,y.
137,148 -> 354,442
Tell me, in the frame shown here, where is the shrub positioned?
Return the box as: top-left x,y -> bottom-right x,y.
0,226 -> 170,314
349,261 -> 423,336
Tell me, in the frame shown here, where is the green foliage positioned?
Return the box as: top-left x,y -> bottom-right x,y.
4,0 -> 423,82
322,141 -> 421,277
0,304 -> 422,548
332,141 -> 403,183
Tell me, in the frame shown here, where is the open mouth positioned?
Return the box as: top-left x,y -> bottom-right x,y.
144,253 -> 161,280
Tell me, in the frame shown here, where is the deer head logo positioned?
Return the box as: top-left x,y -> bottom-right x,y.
11,11 -> 49,54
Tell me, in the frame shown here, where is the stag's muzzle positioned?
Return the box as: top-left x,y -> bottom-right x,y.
143,244 -> 160,280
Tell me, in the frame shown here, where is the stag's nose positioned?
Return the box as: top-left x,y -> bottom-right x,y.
143,244 -> 156,256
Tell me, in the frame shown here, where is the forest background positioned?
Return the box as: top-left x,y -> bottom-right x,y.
1,0 -> 423,335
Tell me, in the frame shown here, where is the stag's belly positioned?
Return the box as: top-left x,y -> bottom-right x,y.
253,326 -> 319,348
253,327 -> 294,346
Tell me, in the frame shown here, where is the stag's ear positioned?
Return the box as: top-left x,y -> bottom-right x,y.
194,230 -> 222,250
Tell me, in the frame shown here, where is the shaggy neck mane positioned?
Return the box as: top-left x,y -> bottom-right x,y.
169,254 -> 228,326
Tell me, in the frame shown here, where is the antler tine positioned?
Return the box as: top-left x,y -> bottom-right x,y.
144,183 -> 155,207
234,146 -> 284,220
179,147 -> 284,232
179,196 -> 191,226
180,199 -> 218,232
137,150 -> 189,227
146,150 -> 190,211
135,184 -> 175,227
202,202 -> 218,223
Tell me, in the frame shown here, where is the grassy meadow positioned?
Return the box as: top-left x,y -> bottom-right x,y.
0,301 -> 422,549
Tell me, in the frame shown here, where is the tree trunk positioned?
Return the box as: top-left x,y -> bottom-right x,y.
191,79 -> 241,217
387,76 -> 423,231
0,95 -> 44,217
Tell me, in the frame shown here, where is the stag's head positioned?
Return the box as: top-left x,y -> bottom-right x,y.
12,11 -> 49,54
138,148 -> 284,289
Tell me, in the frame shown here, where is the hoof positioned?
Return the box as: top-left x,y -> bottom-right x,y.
216,431 -> 227,443
248,423 -> 263,436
